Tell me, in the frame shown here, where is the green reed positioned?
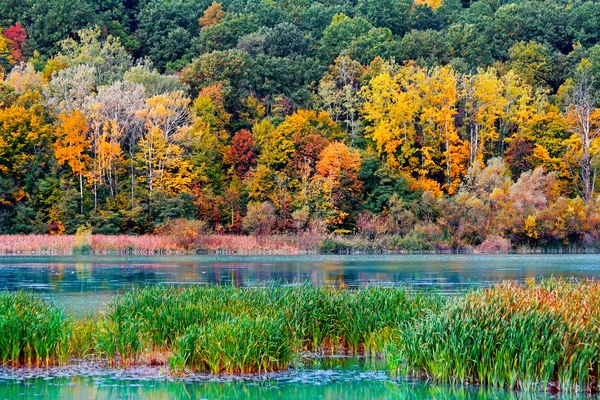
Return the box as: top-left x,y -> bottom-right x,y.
93,284 -> 434,372
0,291 -> 71,366
387,279 -> 600,393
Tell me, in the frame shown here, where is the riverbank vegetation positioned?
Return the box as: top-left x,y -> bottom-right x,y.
3,280 -> 600,392
3,1 -> 600,251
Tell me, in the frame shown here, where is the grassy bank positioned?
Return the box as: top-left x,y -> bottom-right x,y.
3,280 -> 600,392
1,233 -> 597,255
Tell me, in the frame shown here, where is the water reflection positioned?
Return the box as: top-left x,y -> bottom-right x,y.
1,254 -> 600,316
0,374 -> 591,400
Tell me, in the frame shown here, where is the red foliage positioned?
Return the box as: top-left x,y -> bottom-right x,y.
291,133 -> 329,175
227,129 -> 257,179
4,23 -> 27,62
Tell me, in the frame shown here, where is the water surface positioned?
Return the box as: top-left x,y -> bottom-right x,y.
2,254 -> 600,398
1,254 -> 600,316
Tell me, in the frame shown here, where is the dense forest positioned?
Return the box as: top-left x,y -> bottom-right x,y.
1,0 -> 600,250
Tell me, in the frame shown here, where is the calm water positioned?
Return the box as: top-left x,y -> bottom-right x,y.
1,254 -> 600,315
2,254 -> 600,399
0,358 -> 592,400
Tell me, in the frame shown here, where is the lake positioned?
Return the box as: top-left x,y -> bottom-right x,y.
1,254 -> 599,399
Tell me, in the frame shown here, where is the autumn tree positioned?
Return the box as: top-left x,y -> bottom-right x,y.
3,23 -> 27,62
136,91 -> 191,202
199,2 -> 226,29
54,110 -> 90,214
563,61 -> 600,203
315,141 -> 362,228
227,129 -> 257,179
0,32 -> 14,74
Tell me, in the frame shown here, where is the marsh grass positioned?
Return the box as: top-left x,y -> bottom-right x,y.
7,279 -> 600,391
388,279 -> 600,393
94,284 -> 436,373
0,292 -> 71,366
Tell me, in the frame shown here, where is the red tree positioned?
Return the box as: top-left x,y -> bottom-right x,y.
227,129 -> 257,179
4,23 -> 26,62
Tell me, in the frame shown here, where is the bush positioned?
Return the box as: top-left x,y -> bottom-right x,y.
158,218 -> 209,249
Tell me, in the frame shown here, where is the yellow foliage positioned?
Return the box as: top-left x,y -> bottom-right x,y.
414,0 -> 443,10
524,215 -> 539,239
54,110 -> 90,176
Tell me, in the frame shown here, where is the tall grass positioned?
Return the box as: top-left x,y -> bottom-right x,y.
387,279 -> 600,393
93,284 -> 438,373
8,279 -> 600,390
0,292 -> 71,366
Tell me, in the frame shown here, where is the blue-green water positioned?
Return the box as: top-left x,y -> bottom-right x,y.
0,358 -> 590,399
1,254 -> 600,399
1,254 -> 600,315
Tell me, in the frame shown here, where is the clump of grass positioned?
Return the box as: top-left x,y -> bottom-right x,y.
172,316 -> 292,374
388,279 -> 600,392
0,292 -> 71,366
94,284 -> 435,372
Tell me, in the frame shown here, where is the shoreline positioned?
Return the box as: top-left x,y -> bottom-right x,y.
0,234 -> 598,256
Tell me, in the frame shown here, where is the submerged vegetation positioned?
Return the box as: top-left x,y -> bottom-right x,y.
3,280 -> 600,392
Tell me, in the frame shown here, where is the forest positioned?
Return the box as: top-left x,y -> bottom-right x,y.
1,0 -> 600,251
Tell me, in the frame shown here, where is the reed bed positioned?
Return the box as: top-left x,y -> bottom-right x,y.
388,279 -> 600,393
0,292 -> 71,366
6,279 -> 600,392
93,285 -> 439,373
0,234 -> 322,254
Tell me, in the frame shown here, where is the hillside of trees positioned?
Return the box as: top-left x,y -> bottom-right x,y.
1,0 -> 600,250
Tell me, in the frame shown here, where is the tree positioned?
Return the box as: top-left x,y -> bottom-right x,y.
180,50 -> 250,96
0,32 -> 13,74
315,141 -> 362,227
320,14 -> 372,61
136,91 -> 191,201
199,2 -> 226,29
86,80 -> 146,208
462,68 -> 506,163
53,26 -> 132,86
3,23 -> 26,62
563,61 -> 600,204
227,129 -> 257,179
262,23 -> 308,58
6,62 -> 42,94
54,110 -> 90,214
319,56 -> 365,143
44,65 -> 96,116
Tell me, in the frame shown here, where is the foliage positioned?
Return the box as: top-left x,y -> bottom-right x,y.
2,0 -> 600,248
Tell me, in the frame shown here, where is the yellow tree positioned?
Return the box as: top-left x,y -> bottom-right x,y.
361,69 -> 421,171
199,2 -> 225,29
0,32 -> 14,74
462,68 -> 506,163
419,66 -> 468,194
54,110 -> 91,214
136,92 -> 191,200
